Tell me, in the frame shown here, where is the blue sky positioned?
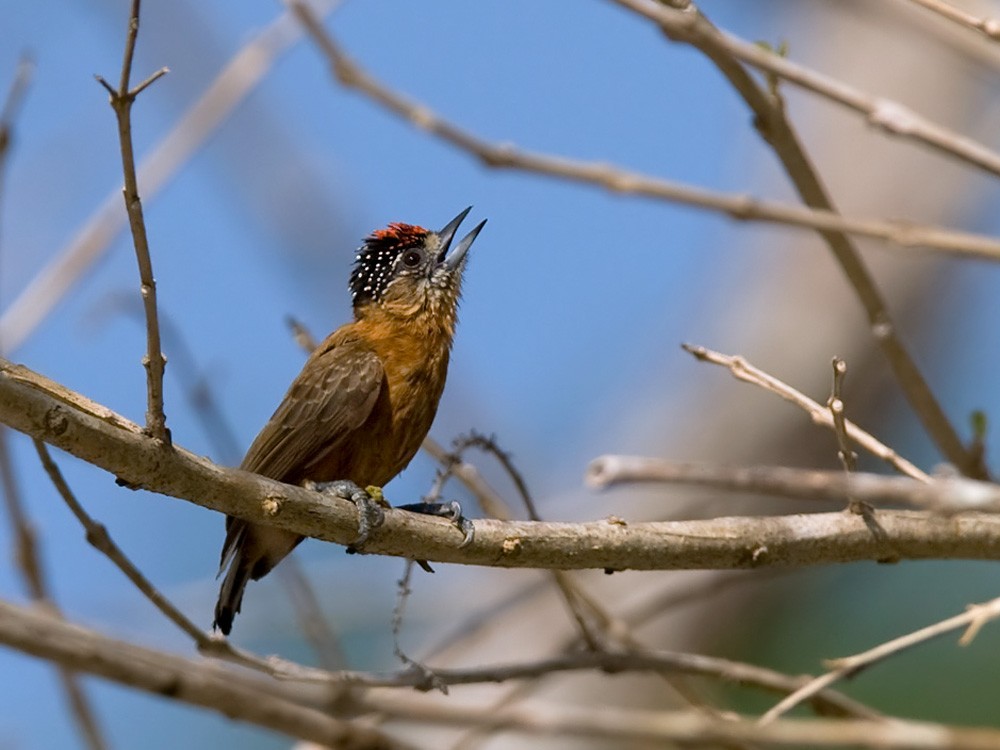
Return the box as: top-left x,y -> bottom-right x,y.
4,1 -> 1000,747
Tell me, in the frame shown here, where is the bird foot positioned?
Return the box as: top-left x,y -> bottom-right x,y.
397,500 -> 474,575
397,500 -> 475,548
305,479 -> 387,550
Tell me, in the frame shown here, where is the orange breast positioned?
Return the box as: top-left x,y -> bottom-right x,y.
302,318 -> 452,488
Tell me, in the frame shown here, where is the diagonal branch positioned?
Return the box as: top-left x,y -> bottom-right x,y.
616,0 -> 1000,177
0,600 -> 408,750
682,344 -> 929,482
617,0 -> 976,477
285,0 -> 1000,263
759,594 -> 1000,724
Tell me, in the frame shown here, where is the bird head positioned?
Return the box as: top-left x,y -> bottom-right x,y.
350,207 -> 485,322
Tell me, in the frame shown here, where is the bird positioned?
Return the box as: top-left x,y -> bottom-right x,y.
214,207 -> 486,635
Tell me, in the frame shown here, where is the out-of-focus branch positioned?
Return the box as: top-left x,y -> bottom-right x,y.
0,600 -> 408,750
0,430 -> 107,750
5,358 -> 1000,571
0,1 -> 337,354
335,649 -> 876,718
683,344 -> 929,482
905,0 -> 1000,42
355,690 -> 1000,749
616,0 -> 1000,177
95,0 -> 170,442
624,0 -> 976,478
285,0 -> 1000,263
587,456 -> 1000,514
0,56 -> 108,750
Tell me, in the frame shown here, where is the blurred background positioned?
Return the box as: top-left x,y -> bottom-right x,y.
4,0 -> 1000,747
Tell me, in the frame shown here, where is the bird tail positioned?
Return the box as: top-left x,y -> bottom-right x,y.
214,520 -> 252,635
214,557 -> 252,636
213,519 -> 302,635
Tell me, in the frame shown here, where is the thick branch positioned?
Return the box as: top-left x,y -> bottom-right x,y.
0,601 -> 406,750
3,357 -> 1000,570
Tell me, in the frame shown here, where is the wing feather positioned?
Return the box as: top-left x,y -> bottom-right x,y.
240,340 -> 384,481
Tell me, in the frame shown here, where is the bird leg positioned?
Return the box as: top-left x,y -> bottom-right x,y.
305,479 -> 387,549
397,500 -> 475,548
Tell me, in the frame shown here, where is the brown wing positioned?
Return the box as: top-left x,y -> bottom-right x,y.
240,338 -> 384,482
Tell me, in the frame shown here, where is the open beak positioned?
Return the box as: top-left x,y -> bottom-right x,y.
437,206 -> 487,270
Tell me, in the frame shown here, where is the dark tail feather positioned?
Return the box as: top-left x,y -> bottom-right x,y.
214,553 -> 252,636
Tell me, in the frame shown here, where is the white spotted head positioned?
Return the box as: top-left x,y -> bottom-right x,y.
349,207 -> 486,318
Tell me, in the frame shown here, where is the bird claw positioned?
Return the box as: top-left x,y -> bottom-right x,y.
397,500 -> 475,547
306,479 -> 386,550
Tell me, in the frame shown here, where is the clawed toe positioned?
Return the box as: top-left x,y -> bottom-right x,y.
306,479 -> 386,549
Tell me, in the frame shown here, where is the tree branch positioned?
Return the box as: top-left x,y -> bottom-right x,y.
4,357 -> 1000,570
0,600 -> 408,750
285,0 -> 1000,263
682,344 -> 929,482
587,455 -> 1000,514
617,0 -> 976,476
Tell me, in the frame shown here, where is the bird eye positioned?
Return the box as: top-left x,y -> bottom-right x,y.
402,249 -> 423,267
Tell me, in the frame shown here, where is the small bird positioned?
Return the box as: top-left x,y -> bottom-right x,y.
214,207 -> 486,635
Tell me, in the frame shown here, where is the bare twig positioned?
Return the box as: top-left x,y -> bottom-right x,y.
95,0 -> 170,442
285,0 -> 1000,263
828,358 -> 857,475
906,0 -> 1000,42
444,432 -> 604,649
0,54 -> 33,195
333,649 -> 877,718
759,594 -> 1000,724
682,344 -> 929,482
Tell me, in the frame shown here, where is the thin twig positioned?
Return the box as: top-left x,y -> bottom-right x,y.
95,0 -> 170,442
445,432 -> 604,649
906,0 -> 1000,41
285,0 -> 1000,263
758,594 -> 1000,724
390,560 -> 445,692
828,358 -> 857,476
682,344 -> 929,482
